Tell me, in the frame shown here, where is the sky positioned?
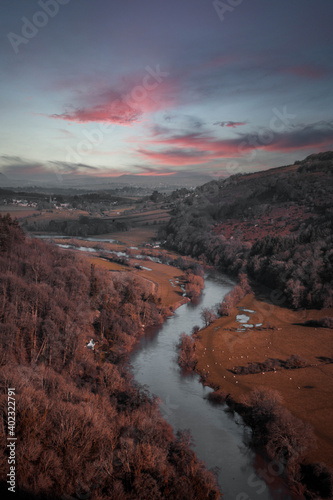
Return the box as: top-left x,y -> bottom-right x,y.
1,0 -> 333,184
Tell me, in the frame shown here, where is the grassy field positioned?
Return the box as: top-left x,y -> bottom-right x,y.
130,258 -> 186,308
87,257 -> 129,272
194,293 -> 333,468
88,254 -> 186,309
108,226 -> 160,245
0,207 -> 40,218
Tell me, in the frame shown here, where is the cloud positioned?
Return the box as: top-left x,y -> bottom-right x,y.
139,131 -> 254,166
134,165 -> 177,176
0,155 -> 45,176
138,121 -> 333,166
48,70 -> 176,125
138,147 -> 211,166
214,121 -> 247,128
0,155 -> 100,181
49,161 -> 98,173
0,155 -> 178,180
50,99 -> 140,125
263,121 -> 333,152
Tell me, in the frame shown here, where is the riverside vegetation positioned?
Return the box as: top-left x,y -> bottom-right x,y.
0,214 -> 221,500
174,152 -> 333,499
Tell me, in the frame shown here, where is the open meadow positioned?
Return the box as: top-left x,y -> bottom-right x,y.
195,293 -> 333,469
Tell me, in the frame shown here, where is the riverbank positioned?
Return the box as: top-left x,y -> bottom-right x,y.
130,271 -> 288,500
87,255 -> 190,310
0,216 -> 224,499
193,293 -> 333,470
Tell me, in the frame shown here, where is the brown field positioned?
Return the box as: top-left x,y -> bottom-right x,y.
88,254 -> 186,309
109,226 -> 160,246
54,227 -> 159,248
0,207 -> 40,218
130,259 -> 186,308
87,257 -> 129,272
115,207 -> 170,226
23,208 -> 91,224
195,294 -> 333,468
103,206 -> 136,216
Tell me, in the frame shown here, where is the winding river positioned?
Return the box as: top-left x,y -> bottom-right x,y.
130,272 -> 290,499
39,236 -> 291,498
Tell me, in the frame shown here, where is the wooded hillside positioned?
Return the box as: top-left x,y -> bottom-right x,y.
0,214 -> 220,499
162,152 -> 333,309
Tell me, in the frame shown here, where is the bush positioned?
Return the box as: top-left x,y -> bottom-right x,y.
177,333 -> 197,370
200,307 -> 217,326
232,356 -> 308,375
304,317 -> 333,329
207,389 -> 228,404
241,388 -> 316,484
218,274 -> 252,316
301,463 -> 333,499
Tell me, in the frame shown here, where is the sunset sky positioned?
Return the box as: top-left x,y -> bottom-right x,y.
1,0 -> 333,183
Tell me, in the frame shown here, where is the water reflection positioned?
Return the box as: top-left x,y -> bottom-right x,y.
130,272 -> 291,499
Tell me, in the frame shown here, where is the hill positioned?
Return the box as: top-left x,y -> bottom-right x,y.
163,151 -> 333,309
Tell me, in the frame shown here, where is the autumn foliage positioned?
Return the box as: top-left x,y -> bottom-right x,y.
177,333 -> 197,370
218,273 -> 251,316
0,215 -> 220,499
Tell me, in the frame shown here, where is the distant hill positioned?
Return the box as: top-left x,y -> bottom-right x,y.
163,151 -> 333,309
110,172 -> 213,189
0,172 -> 9,184
0,170 -> 213,191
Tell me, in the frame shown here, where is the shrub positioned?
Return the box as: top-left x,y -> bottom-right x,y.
177,333 -> 197,370
304,317 -> 333,329
200,307 -> 217,327
301,462 -> 333,499
241,388 -> 316,484
207,389 -> 228,404
218,274 -> 252,316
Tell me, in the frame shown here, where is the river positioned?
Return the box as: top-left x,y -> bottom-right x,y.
130,272 -> 290,499
37,236 -> 290,498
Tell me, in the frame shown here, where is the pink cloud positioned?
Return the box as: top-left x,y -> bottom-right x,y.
51,99 -> 140,125
138,129 -> 260,165
48,71 -> 177,125
138,121 -> 333,166
149,132 -> 253,155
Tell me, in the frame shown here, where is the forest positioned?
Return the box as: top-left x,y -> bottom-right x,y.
162,152 -> 333,309
0,214 -> 221,499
